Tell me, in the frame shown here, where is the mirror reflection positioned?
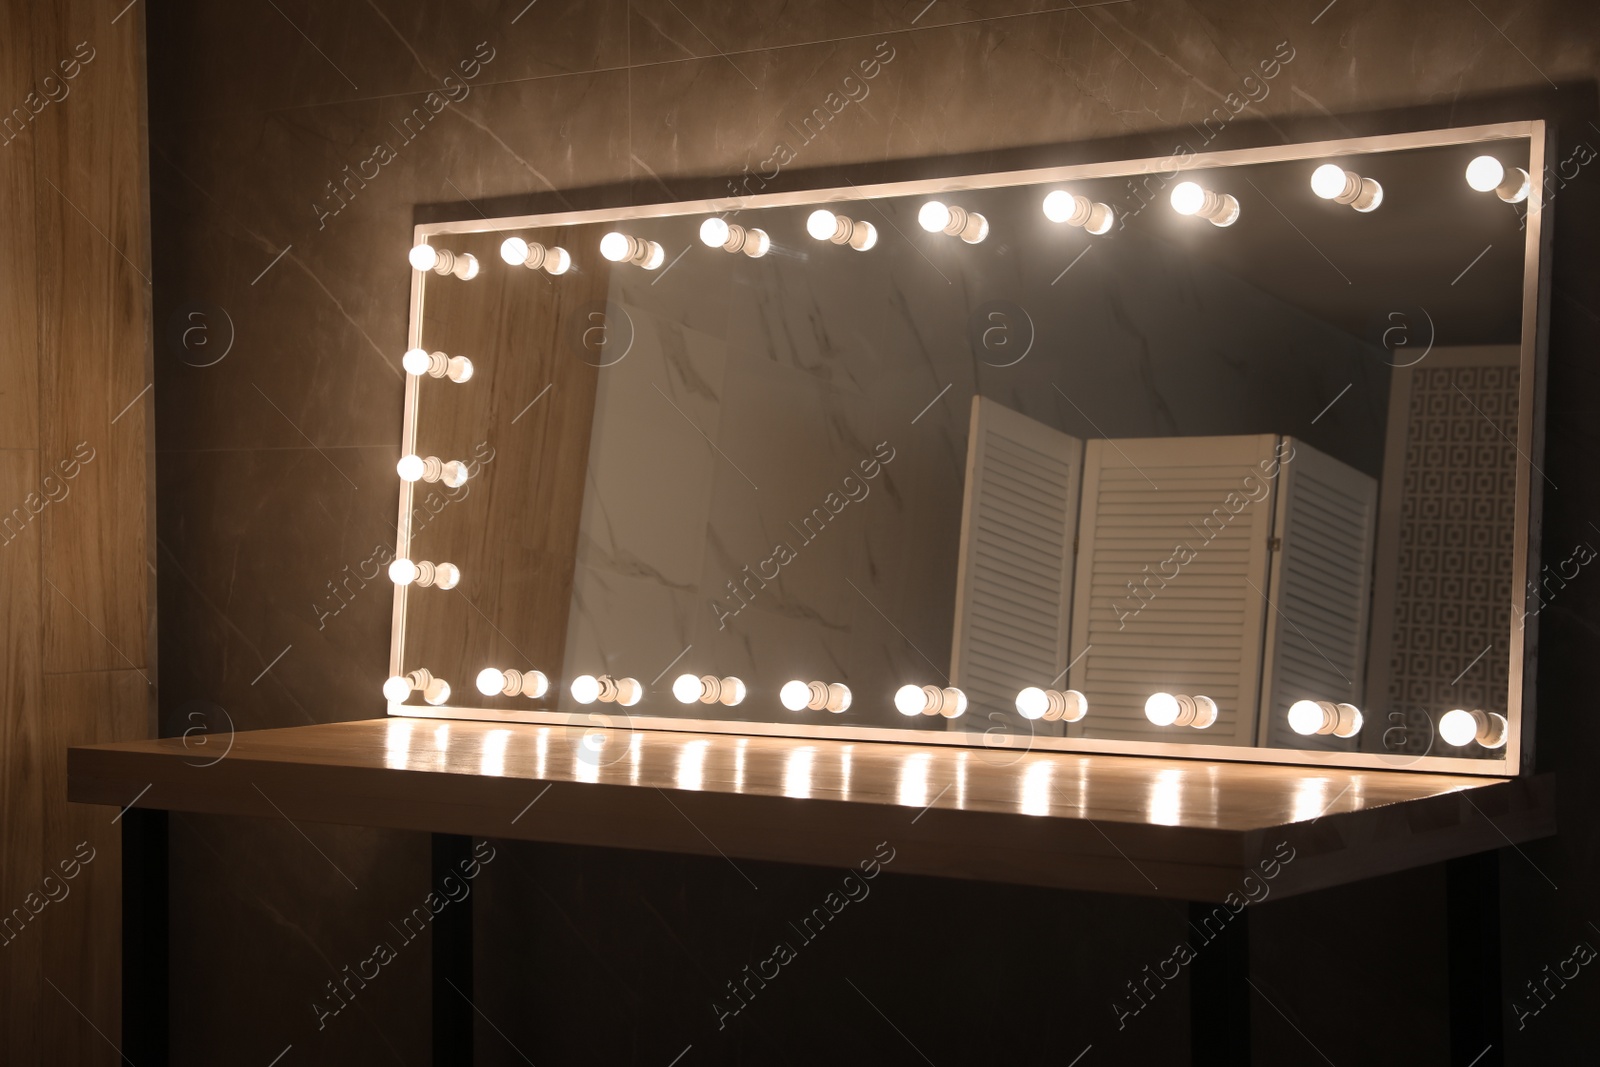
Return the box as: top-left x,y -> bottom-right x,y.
392,128 -> 1539,769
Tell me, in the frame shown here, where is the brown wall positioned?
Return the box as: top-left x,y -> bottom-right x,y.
0,1 -> 154,1062
142,2 -> 1600,1064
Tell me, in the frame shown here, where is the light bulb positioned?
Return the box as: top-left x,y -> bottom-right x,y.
383,675 -> 412,702
1310,164 -> 1382,212
402,348 -> 431,375
642,242 -> 665,270
699,217 -> 771,257
477,668 -> 506,696
1016,686 -> 1048,720
918,200 -> 988,243
545,246 -> 572,274
1144,693 -> 1218,728
893,684 -> 966,718
1310,164 -> 1349,200
477,666 -> 548,698
571,674 -> 601,704
424,678 -> 451,705
500,236 -> 529,265
806,209 -> 876,251
1145,692 -> 1180,726
432,562 -> 460,590
408,243 -> 439,271
1287,699 -> 1325,736
1465,155 -> 1504,192
722,678 -> 746,705
699,218 -> 730,247
780,680 -> 809,711
599,231 -> 664,269
447,357 -> 472,383
401,350 -> 473,383
599,231 -> 631,262
389,558 -> 419,585
387,668 -> 451,705
441,461 -> 468,488
1042,190 -> 1116,234
807,209 -> 839,241
396,454 -> 425,482
894,684 -> 925,716
1439,708 -> 1478,747
672,673 -> 703,703
615,678 -> 643,706
457,255 -> 479,280
1170,182 -> 1205,216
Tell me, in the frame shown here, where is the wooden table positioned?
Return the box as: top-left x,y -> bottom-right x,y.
69,718 -> 1554,1064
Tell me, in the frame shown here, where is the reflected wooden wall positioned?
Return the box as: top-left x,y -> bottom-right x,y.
0,1 -> 153,1062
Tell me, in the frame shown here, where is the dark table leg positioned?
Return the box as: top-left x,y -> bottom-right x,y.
1448,851 -> 1502,1066
1189,900 -> 1250,1066
432,834 -> 475,1066
122,808 -> 168,1063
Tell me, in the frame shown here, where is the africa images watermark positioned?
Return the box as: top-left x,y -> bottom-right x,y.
723,40 -> 898,201
2,40 -> 96,147
311,839 -> 496,1030
1114,40 -> 1297,230
1112,840 -> 1297,1030
710,441 -> 897,630
1109,439 -> 1295,630
712,841 -> 897,1029
311,42 -> 497,230
0,841 -> 98,949
1512,935 -> 1596,1031
1,441 -> 97,549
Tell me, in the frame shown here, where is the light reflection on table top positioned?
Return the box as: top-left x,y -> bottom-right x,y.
369,717 -> 1485,831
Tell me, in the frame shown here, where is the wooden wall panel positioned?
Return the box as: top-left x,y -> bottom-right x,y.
34,2 -> 152,675
0,450 -> 45,1066
0,1 -> 152,1061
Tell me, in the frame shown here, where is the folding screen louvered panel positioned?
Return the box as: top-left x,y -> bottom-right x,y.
948,397 -> 1083,737
1067,435 -> 1279,746
1258,439 -> 1378,749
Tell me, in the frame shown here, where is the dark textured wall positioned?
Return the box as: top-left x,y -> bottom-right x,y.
146,2 -> 1600,1063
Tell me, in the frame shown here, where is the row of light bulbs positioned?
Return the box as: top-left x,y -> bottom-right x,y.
407,152 -> 1529,280
381,671 -> 1508,750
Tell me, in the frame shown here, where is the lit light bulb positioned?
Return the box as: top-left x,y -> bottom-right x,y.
1287,699 -> 1363,739
1465,155 -> 1504,192
1464,155 -> 1530,203
1170,182 -> 1206,215
806,208 -> 876,250
918,200 -> 988,243
408,243 -> 439,271
1145,692 -> 1180,726
1439,708 -> 1509,749
410,244 -> 479,279
1015,687 -> 1088,722
699,216 -> 770,258
779,680 -> 850,713
396,454 -> 425,481
918,201 -> 952,232
389,558 -> 458,589
477,666 -> 549,698
500,236 -> 530,265
672,674 -> 703,703
401,349 -> 473,382
699,218 -> 730,247
402,348 -> 431,375
1309,164 -> 1382,212
396,455 -> 470,486
893,684 -> 966,718
1016,687 -> 1049,720
501,235 -> 573,274
571,674 -> 601,704
599,231 -> 664,269
672,674 -> 747,705
1042,189 -> 1114,235
1145,693 -> 1218,728
1287,699 -> 1325,736
385,668 -> 451,705
1170,182 -> 1240,226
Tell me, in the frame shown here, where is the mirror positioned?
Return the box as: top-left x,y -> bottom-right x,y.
389,122 -> 1547,774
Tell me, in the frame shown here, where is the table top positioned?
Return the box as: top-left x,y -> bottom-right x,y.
68,718 -> 1554,902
